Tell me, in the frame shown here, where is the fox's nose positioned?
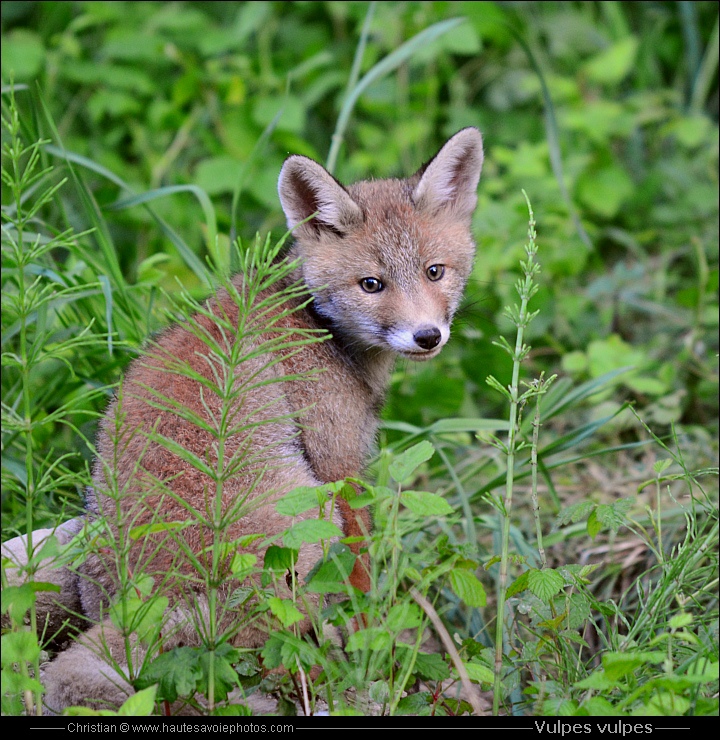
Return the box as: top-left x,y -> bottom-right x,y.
413,326 -> 442,350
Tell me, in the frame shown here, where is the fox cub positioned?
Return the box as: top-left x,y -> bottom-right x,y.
31,127 -> 484,712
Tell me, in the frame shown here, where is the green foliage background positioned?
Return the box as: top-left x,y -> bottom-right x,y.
1,0 -> 718,717
2,0 -> 717,529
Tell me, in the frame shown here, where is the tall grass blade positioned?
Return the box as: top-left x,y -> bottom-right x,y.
326,16 -> 465,174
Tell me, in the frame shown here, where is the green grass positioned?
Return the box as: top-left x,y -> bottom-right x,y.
1,0 -> 718,718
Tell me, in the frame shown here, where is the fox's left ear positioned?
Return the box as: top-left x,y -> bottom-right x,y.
412,127 -> 484,221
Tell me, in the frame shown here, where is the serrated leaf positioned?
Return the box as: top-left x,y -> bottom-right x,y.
267,597 -> 304,627
109,595 -> 168,643
400,490 -> 454,516
556,500 -> 596,527
2,582 -> 60,623
135,647 -> 202,702
449,568 -> 487,607
527,568 -> 565,602
275,486 -> 323,516
197,644 -> 240,701
396,692 -> 434,715
283,519 -> 342,549
653,458 -> 673,474
388,441 -> 435,482
463,661 -> 494,684
412,652 -> 451,682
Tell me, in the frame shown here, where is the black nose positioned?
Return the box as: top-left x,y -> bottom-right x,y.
413,327 -> 441,350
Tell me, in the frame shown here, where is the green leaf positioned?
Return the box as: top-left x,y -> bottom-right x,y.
283,519 -> 342,549
1,29 -> 45,81
386,602 -> 423,631
602,651 -> 665,680
275,486 -> 324,516
389,441 -> 435,483
577,165 -> 634,219
429,418 -> 510,434
1,631 -> 41,666
2,582 -> 61,623
449,568 -> 487,607
263,546 -> 298,573
412,652 -> 451,682
267,597 -> 304,628
400,490 -> 454,516
463,661 -> 494,684
556,500 -> 596,527
197,644 -> 241,701
229,553 -> 257,578
345,627 -> 393,652
135,647 -> 202,703
584,37 -> 639,85
527,568 -> 565,603
109,595 -> 168,643
506,570 -> 530,598
574,671 -> 616,691
306,544 -> 356,594
587,509 -> 602,540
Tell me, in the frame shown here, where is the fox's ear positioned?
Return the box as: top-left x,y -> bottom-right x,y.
412,127 -> 483,220
278,156 -> 363,235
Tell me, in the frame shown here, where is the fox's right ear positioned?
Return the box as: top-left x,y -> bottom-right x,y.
278,156 -> 363,236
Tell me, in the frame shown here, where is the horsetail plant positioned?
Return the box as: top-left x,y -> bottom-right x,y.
485,191 -> 556,716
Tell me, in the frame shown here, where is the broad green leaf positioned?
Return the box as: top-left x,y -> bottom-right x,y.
283,519 -> 342,549
584,37 -> 639,85
506,571 -> 530,598
602,651 -> 665,680
587,509 -> 602,540
197,644 -> 241,701
267,597 -> 304,628
389,441 -> 435,483
345,627 -> 393,652
449,568 -> 487,607
412,652 -> 451,682
400,490 -> 454,516
306,544 -> 356,594
1,630 -> 41,666
229,553 -> 257,577
129,521 -> 189,539
386,602 -> 423,631
263,546 -> 298,573
135,647 -> 202,703
2,582 -> 61,623
275,486 -> 324,516
463,661 -> 494,684
527,568 -> 565,602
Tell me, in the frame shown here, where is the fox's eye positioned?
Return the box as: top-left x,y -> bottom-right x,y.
426,264 -> 445,281
360,277 -> 383,293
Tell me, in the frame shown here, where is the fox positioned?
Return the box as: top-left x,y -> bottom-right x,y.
24,127 -> 484,713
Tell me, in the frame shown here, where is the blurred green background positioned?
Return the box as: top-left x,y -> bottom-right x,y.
1,1 -> 718,527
